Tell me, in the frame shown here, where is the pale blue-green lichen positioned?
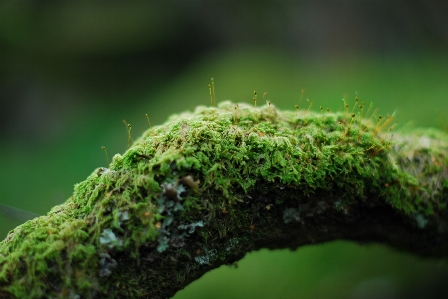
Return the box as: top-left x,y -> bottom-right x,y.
1,101 -> 448,299
194,247 -> 218,265
99,253 -> 118,278
99,229 -> 123,250
283,208 -> 302,224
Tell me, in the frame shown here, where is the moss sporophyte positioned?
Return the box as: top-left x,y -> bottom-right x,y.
1,101 -> 448,299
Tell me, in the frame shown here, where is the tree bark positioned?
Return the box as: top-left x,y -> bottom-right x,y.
1,101 -> 447,299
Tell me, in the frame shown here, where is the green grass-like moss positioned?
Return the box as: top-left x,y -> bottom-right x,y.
1,101 -> 447,298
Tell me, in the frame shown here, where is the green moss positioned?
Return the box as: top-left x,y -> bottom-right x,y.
1,101 -> 448,298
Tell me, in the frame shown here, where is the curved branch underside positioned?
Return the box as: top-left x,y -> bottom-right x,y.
1,102 -> 448,299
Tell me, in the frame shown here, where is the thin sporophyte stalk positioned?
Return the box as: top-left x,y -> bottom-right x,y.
1,101 -> 448,299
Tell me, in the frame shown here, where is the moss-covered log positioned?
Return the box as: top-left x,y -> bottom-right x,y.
1,101 -> 448,299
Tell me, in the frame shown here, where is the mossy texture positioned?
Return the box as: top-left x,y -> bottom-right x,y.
1,101 -> 448,298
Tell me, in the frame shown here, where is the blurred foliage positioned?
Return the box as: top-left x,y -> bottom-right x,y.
1,1 -> 448,298
174,242 -> 448,299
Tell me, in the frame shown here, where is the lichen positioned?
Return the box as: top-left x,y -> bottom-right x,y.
1,101 -> 448,299
283,208 -> 302,224
99,229 -> 123,250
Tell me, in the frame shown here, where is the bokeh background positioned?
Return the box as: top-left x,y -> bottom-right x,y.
1,1 -> 448,298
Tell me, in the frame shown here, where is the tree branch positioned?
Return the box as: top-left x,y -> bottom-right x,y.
1,101 -> 447,299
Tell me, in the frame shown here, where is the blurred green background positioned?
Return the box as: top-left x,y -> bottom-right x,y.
1,1 -> 448,298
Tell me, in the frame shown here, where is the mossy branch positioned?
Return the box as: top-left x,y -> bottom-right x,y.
1,101 -> 448,299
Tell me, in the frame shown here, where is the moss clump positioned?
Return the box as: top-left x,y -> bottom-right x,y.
1,101 -> 448,299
